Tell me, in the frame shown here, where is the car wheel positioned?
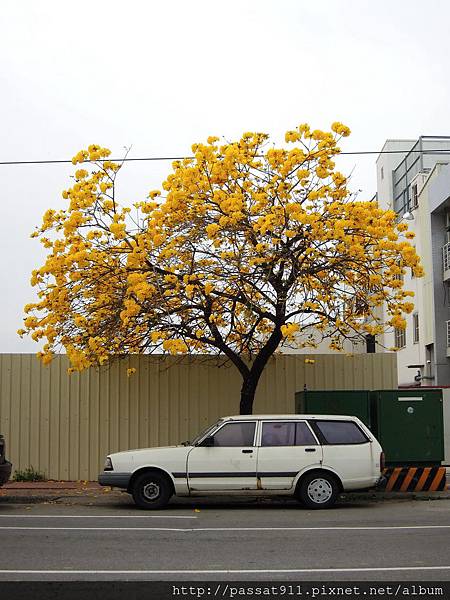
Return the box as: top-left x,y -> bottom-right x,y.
298,472 -> 339,509
132,472 -> 172,509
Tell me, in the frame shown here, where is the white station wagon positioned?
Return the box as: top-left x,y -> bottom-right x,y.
99,414 -> 384,509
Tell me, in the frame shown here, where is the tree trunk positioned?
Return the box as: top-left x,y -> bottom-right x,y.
238,326 -> 283,415
239,373 -> 261,415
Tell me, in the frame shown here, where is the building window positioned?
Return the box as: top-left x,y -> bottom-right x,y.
446,283 -> 450,306
413,313 -> 419,344
394,260 -> 404,283
410,246 -> 416,278
381,166 -> 384,180
446,211 -> 450,244
411,184 -> 418,209
394,327 -> 406,349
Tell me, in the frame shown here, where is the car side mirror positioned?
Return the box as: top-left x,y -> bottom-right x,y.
200,436 -> 214,447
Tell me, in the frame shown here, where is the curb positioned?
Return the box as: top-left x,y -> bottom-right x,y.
2,481 -> 101,490
340,490 -> 450,502
1,490 -> 449,505
0,495 -> 60,504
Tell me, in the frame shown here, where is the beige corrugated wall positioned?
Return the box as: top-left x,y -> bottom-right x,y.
0,353 -> 397,480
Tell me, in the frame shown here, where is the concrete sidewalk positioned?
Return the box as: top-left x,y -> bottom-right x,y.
0,480 -> 449,505
0,481 -> 119,505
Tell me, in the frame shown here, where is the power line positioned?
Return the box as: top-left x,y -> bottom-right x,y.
0,156 -> 190,166
2,148 -> 450,166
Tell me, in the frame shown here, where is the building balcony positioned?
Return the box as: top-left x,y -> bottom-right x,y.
443,243 -> 450,281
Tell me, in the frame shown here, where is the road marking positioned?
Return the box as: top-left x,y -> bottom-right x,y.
0,527 -> 189,531
0,566 -> 450,574
1,525 -> 450,531
0,514 -> 197,519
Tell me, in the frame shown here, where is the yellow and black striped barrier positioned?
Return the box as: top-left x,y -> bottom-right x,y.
380,466 -> 447,492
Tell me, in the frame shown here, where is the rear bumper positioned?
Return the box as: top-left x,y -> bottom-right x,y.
0,461 -> 12,486
375,474 -> 386,488
98,472 -> 131,489
342,475 -> 382,491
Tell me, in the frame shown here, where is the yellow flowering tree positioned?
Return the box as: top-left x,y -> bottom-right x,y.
20,125 -> 422,414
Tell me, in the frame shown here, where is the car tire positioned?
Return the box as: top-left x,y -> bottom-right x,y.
131,472 -> 172,509
297,472 -> 339,509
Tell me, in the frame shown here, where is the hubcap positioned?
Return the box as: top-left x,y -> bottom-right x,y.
143,481 -> 160,501
307,478 -> 333,504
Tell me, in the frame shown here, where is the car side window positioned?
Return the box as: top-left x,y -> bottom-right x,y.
211,422 -> 256,447
314,420 -> 368,445
295,422 -> 318,446
261,422 -> 317,447
261,422 -> 295,446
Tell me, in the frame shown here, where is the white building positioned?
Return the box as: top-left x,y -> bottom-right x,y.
283,136 -> 450,382
280,325 -> 365,355
376,137 -> 450,386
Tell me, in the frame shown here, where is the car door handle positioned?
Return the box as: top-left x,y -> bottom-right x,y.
304,448 -> 316,452
242,449 -> 253,453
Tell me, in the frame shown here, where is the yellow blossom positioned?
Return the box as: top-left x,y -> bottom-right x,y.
206,224 -> 220,238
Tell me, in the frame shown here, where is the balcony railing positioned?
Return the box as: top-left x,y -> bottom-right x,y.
443,243 -> 450,278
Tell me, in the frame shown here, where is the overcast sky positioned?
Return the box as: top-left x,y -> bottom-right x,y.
2,0 -> 450,352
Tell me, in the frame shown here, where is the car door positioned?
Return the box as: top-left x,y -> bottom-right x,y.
187,420 -> 258,491
310,419 -> 373,487
256,420 -> 323,490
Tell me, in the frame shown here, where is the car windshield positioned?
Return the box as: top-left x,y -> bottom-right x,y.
190,420 -> 223,446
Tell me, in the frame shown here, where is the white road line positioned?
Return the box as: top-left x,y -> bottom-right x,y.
1,525 -> 450,531
0,566 -> 450,574
0,527 -> 189,531
0,514 -> 197,519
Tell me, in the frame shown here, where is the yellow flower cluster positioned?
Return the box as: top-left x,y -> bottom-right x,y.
331,122 -> 351,137
281,323 -> 300,338
390,314 -> 406,330
72,144 -> 111,165
162,339 -> 188,355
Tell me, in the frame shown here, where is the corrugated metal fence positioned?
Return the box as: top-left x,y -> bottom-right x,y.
0,353 -> 397,480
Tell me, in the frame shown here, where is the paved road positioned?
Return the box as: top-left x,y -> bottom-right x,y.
0,496 -> 449,581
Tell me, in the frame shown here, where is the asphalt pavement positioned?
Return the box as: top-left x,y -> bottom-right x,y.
0,489 -> 450,581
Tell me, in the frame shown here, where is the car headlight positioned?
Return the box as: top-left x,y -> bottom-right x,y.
104,456 -> 113,471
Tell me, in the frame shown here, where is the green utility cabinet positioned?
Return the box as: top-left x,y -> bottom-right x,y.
370,389 -> 444,466
295,390 -> 372,428
295,388 -> 445,466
